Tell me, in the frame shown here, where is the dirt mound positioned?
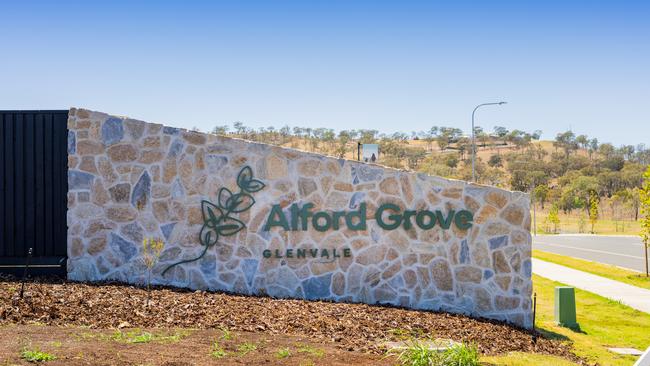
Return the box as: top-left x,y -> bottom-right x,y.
0,277 -> 579,361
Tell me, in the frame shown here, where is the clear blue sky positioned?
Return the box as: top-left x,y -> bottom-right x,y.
1,0 -> 648,146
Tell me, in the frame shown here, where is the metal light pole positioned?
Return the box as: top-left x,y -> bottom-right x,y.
472,101 -> 507,182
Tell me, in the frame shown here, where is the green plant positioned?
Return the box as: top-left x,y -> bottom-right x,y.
444,343 -> 480,366
391,339 -> 479,366
142,237 -> 164,306
21,348 -> 56,362
237,342 -> 258,356
296,344 -> 324,358
548,204 -> 561,233
111,330 -> 153,344
210,341 -> 227,359
163,166 -> 265,276
276,348 -> 291,359
220,327 -> 234,341
589,190 -> 599,234
641,165 -> 650,277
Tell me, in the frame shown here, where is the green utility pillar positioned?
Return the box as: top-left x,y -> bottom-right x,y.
555,286 -> 578,328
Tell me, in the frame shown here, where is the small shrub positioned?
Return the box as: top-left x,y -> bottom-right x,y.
444,343 -> 479,366
210,341 -> 227,359
392,339 -> 480,366
237,342 -> 257,356
21,348 -> 56,362
220,327 -> 234,341
276,348 -> 291,359
142,237 -> 164,306
111,330 -> 153,344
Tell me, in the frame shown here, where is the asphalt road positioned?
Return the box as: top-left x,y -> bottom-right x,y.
532,234 -> 649,272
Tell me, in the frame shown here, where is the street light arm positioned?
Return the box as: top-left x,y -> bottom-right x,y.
471,101 -> 507,183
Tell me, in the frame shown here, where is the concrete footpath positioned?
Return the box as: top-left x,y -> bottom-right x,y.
532,258 -> 650,314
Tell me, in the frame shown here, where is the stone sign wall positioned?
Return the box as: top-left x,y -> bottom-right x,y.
66,108 -> 533,328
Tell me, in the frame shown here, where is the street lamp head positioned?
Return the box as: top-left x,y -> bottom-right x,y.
498,101 -> 507,105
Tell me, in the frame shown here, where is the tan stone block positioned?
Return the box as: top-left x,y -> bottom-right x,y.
77,140 -> 104,155
83,219 -> 116,237
68,156 -> 79,169
484,222 -> 511,236
403,269 -> 417,288
427,191 -> 441,205
147,123 -> 162,135
195,148 -> 205,170
495,295 -> 520,310
139,150 -> 164,164
79,156 -> 97,174
486,190 -> 508,209
310,261 -> 337,276
265,155 -> 288,179
333,182 -> 353,192
326,161 -> 341,175
500,204 -> 525,226
471,242 -> 490,267
492,250 -> 511,273
379,177 -> 400,195
355,183 -> 376,191
87,236 -> 107,255
70,237 -> 84,258
464,195 -> 481,212
182,131 -> 207,145
92,180 -> 110,206
400,175 -> 414,203
187,205 -> 202,225
320,176 -> 333,194
297,159 -> 321,176
494,275 -> 511,291
429,259 -> 453,291
76,109 -> 90,119
294,178 -> 315,197
163,159 -> 177,183
441,187 -> 462,199
510,230 -> 529,245
475,205 -> 498,224
356,245 -> 387,265
152,184 -> 171,199
107,144 -> 137,162
332,272 -> 345,296
153,201 -> 170,222
142,136 -> 161,148
381,261 -> 401,280
475,287 -> 492,312
105,205 -> 137,222
454,266 -> 482,283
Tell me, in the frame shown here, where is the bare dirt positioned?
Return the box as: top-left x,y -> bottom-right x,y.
0,276 -> 583,365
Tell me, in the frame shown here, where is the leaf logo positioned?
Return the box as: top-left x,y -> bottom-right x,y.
162,166 -> 265,276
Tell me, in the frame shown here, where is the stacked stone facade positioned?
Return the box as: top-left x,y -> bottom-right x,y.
66,108 -> 533,328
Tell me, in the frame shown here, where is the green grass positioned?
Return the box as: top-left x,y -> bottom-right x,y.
533,250 -> 650,290
482,352 -> 578,366
20,348 -> 56,362
236,342 -> 258,356
275,347 -> 291,359
532,274 -> 650,365
210,341 -> 227,359
108,329 -> 190,344
296,344 -> 325,358
389,340 -> 479,366
219,327 -> 234,341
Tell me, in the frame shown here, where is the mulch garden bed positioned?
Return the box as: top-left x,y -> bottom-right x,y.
0,276 -> 582,363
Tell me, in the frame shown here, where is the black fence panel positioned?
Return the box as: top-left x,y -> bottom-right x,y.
0,110 -> 68,276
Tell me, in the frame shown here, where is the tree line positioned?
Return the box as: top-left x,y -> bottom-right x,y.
205,122 -> 649,223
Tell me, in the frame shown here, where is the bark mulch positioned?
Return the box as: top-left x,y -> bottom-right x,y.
0,276 -> 583,363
